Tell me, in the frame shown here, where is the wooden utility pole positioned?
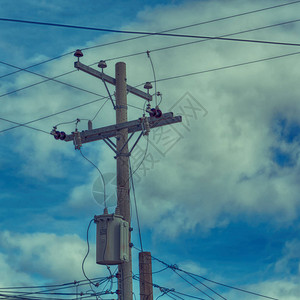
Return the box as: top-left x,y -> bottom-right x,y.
115,62 -> 132,300
139,252 -> 153,300
54,53 -> 182,300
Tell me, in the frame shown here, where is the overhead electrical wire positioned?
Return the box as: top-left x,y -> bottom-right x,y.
104,18 -> 300,63
0,51 -> 73,80
0,96 -> 108,134
0,277 -> 107,291
0,0 -> 299,83
172,269 -> 222,300
133,246 -> 280,300
81,218 -> 96,287
2,49 -> 300,136
0,277 -> 110,300
147,51 -> 158,107
0,60 -> 105,99
173,270 -> 217,300
1,16 -> 300,103
180,269 -> 279,300
1,14 -> 300,47
2,13 -> 300,135
0,116 -> 50,135
132,274 -> 207,300
145,252 -> 280,300
0,97 -> 145,135
79,149 -> 106,209
150,50 -> 300,84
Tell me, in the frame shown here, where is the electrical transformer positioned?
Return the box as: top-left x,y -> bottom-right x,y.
94,213 -> 129,265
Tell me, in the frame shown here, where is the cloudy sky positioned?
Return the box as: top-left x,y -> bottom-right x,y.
1,0 -> 300,299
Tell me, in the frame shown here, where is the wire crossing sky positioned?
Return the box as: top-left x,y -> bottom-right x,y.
1,16 -> 300,47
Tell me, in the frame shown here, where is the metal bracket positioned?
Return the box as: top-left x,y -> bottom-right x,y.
103,130 -> 145,159
115,105 -> 128,110
102,79 -> 116,110
103,138 -> 117,154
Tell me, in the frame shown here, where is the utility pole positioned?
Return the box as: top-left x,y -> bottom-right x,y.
52,51 -> 182,300
139,252 -> 153,300
115,62 -> 132,300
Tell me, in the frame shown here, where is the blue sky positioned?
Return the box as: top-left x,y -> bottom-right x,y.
1,0 -> 300,299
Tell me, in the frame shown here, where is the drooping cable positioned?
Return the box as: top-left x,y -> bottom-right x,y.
129,159 -> 143,252
79,149 -> 106,209
146,51 -> 157,107
130,135 -> 150,179
54,119 -> 79,128
81,218 -> 96,287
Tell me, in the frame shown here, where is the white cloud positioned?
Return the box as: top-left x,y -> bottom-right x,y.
0,231 -> 106,284
23,0 -> 297,238
275,239 -> 300,274
0,252 -> 33,286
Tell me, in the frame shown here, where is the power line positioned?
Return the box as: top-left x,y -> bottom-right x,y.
2,16 -> 300,102
0,69 -> 76,99
0,60 -> 105,99
146,252 -> 280,300
172,269 -> 217,300
0,97 -> 145,135
0,96 -> 107,134
182,270 -> 279,300
0,116 -> 50,135
0,0 -> 299,85
1,17 -> 300,48
132,274 -> 207,300
150,50 -> 300,84
81,218 -> 98,287
0,52 -> 73,80
2,50 -> 300,136
79,149 -> 106,209
174,268 -> 227,300
0,277 -> 111,300
0,277 -> 108,291
104,18 -> 300,63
